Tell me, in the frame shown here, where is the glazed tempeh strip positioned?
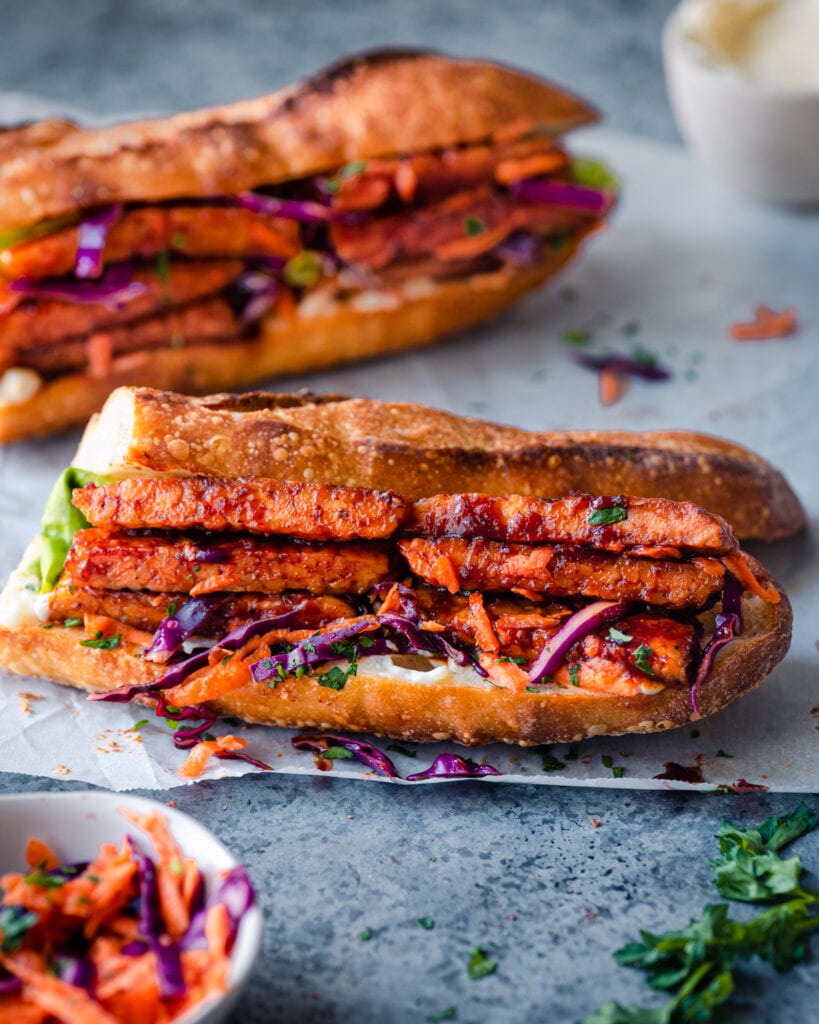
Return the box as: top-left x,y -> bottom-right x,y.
73,477 -> 411,541
409,493 -> 736,554
64,530 -> 391,595
398,537 -> 724,608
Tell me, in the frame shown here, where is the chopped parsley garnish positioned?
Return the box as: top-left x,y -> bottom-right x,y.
524,686 -> 542,693
0,906 -> 38,953
464,215 -> 485,236
24,871 -> 65,889
79,631 -> 122,650
132,719 -> 149,731
566,742 -> 581,761
155,250 -> 171,300
467,946 -> 497,980
317,664 -> 357,690
330,639 -> 361,662
427,1009 -> 456,1022
607,627 -> 633,644
498,655 -> 527,664
387,744 -> 417,758
623,449 -> 636,462
633,644 -> 655,677
283,250 -> 323,288
166,601 -> 178,616
171,232 -> 188,249
621,320 -> 641,337
716,749 -> 734,759
63,617 -> 82,628
583,803 -> 819,1024
587,506 -> 628,526
323,746 -> 354,760
221,654 -> 233,666
568,664 -> 580,687
324,160 -> 368,192
601,755 -> 625,779
562,328 -> 592,346
359,927 -> 373,941
417,917 -> 435,930
539,749 -> 567,772
631,344 -> 658,367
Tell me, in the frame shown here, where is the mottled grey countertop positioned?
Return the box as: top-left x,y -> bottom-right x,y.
1,2 -> 817,1022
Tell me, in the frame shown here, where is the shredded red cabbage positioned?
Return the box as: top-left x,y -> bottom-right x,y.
214,749 -> 273,771
153,693 -> 210,722
512,177 -> 611,213
172,717 -> 217,750
145,594 -> 226,663
91,608 -> 303,703
690,574 -> 744,716
121,940 -> 149,957
235,192 -> 334,223
496,232 -> 541,266
370,581 -> 420,620
74,204 -> 122,279
181,866 -> 255,952
130,844 -> 186,999
249,618 -> 387,684
10,261 -> 147,308
405,753 -> 501,781
576,353 -> 671,382
194,546 -> 230,564
237,271 -> 279,324
528,600 -> 633,685
291,732 -> 399,778
55,953 -> 95,992
0,972 -> 21,995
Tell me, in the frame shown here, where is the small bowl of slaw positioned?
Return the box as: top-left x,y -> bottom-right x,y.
0,790 -> 262,1024
663,0 -> 819,203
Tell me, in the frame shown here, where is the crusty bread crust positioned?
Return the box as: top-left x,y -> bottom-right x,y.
0,560 -> 791,746
0,50 -> 597,229
0,252 -> 576,445
73,390 -> 805,543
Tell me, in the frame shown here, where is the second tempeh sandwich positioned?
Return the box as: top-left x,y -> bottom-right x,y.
0,389 -> 792,756
0,48 -> 613,442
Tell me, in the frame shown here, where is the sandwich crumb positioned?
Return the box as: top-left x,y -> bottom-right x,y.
16,691 -> 44,716
590,817 -> 602,829
54,764 -> 70,776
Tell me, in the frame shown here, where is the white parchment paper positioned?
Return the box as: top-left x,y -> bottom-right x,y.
0,115 -> 816,791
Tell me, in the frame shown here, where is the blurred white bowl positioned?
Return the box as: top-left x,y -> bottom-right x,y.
0,791 -> 262,1024
663,0 -> 819,203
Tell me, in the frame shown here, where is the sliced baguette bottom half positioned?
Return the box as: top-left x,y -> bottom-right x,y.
0,243 -> 581,445
0,561 -> 791,746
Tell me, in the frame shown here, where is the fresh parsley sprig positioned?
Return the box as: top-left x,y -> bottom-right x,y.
583,803 -> 819,1024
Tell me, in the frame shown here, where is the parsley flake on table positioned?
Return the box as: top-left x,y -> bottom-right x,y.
427,1009 -> 456,1022
588,506 -> 628,526
467,946 -> 497,980
602,755 -> 625,779
539,749 -> 567,772
583,803 -> 819,1024
418,917 -> 435,930
563,327 -> 592,346
387,744 -> 417,758
359,927 -> 373,941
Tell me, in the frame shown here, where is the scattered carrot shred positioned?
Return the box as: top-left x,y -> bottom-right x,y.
729,304 -> 797,341
86,333 -> 114,379
179,735 -> 247,779
468,593 -> 501,654
599,368 -> 628,406
25,838 -> 58,871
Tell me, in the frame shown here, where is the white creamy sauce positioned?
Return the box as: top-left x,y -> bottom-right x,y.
347,654 -> 496,689
0,367 -> 42,408
0,539 -> 50,628
682,0 -> 819,90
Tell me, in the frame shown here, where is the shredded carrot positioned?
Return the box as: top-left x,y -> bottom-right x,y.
275,285 -> 297,321
119,810 -> 189,938
434,222 -> 510,262
0,997 -> 48,1023
179,735 -> 247,779
25,838 -> 58,871
493,116 -> 536,143
375,583 -> 403,616
420,620 -> 447,632
730,304 -> 797,341
87,333 -> 114,379
394,160 -> 418,203
166,644 -> 257,707
468,593 -> 501,654
2,955 -> 118,1024
478,653 -> 528,691
722,553 -> 781,604
495,613 -> 565,632
599,368 -> 628,406
511,587 -> 543,602
433,555 -> 462,595
494,150 -> 569,185
83,614 -> 154,648
205,903 -> 232,961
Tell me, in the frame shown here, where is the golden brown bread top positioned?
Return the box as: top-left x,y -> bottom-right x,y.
74,388 -> 805,542
0,49 -> 597,229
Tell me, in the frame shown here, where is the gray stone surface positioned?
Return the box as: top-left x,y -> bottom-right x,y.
1,2 -> 817,1022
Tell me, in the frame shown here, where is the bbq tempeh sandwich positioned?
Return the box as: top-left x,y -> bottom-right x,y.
0,389 -> 792,751
0,49 -> 614,442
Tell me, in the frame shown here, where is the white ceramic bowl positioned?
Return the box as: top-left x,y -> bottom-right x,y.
663,1 -> 819,203
0,791 -> 262,1024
